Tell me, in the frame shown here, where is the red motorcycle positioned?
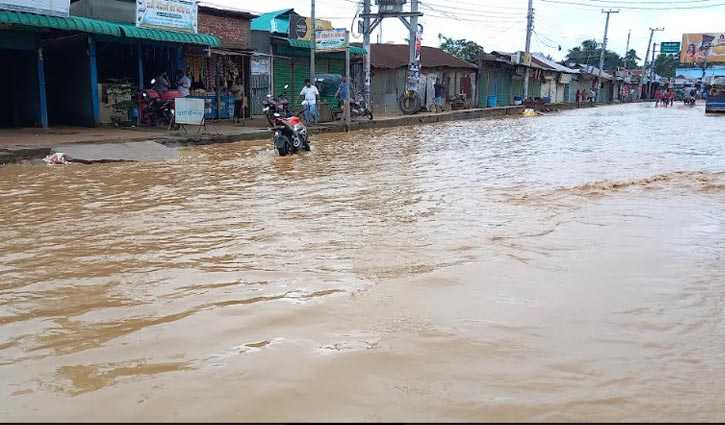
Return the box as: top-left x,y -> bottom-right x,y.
262,84 -> 295,126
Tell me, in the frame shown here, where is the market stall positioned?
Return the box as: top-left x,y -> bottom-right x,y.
185,48 -> 246,119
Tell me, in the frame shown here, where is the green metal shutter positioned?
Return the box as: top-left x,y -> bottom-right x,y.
511,78 -> 524,99
273,57 -> 291,98
530,78 -> 541,98
496,71 -> 511,106
478,68 -> 494,107
292,57 -> 310,102
328,59 -> 345,75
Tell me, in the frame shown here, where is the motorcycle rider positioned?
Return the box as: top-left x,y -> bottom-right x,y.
297,79 -> 320,124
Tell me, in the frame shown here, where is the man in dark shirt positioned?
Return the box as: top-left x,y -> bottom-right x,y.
433,77 -> 445,113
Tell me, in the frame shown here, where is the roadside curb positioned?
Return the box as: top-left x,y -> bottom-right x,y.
0,101 -> 625,165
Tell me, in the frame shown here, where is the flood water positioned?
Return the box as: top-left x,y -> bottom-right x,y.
1,103 -> 724,421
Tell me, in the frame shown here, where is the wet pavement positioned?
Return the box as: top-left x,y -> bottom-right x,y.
0,102 -> 724,421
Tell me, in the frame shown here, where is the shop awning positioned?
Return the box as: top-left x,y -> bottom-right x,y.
282,37 -> 367,55
0,10 -> 121,37
117,23 -> 220,46
0,10 -> 221,46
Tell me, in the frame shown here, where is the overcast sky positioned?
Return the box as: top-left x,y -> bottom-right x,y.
229,0 -> 725,64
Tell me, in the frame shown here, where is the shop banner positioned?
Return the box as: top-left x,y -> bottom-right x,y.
251,56 -> 270,75
315,29 -> 347,52
136,0 -> 197,34
174,98 -> 205,125
0,0 -> 70,17
681,33 -> 725,63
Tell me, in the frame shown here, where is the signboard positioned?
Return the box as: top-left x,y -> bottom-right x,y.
174,98 -> 205,125
289,16 -> 333,41
251,56 -> 270,75
660,41 -> 681,54
0,0 -> 70,17
315,28 -> 348,52
681,33 -> 725,63
136,0 -> 198,34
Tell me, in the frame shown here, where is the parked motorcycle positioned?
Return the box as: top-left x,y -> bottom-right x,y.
345,90 -> 373,120
269,111 -> 310,156
137,79 -> 183,126
263,84 -> 294,126
683,95 -> 696,106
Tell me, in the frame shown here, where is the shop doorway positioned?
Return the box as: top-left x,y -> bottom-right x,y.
0,49 -> 41,128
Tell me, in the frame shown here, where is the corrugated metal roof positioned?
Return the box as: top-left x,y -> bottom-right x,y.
353,44 -> 477,69
0,10 -> 121,36
0,10 -> 220,46
251,9 -> 292,34
530,53 -> 579,74
118,23 -> 220,46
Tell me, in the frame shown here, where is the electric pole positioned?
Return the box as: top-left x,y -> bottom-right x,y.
597,9 -> 618,102
649,42 -> 657,99
409,0 -> 419,64
624,29 -> 630,67
311,0 -> 316,85
639,27 -> 663,100
523,0 -> 534,99
359,1 -> 423,114
363,0 -> 371,110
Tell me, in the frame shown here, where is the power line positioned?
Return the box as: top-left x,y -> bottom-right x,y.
539,0 -> 725,9
421,0 -> 527,11
420,0 -> 527,15
419,2 -> 527,19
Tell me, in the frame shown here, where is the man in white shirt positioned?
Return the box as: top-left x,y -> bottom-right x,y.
176,71 -> 191,97
297,78 -> 319,124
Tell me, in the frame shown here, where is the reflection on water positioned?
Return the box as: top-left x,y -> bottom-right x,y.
1,103 -> 724,421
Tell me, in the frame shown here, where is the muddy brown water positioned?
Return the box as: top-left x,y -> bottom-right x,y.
1,103 -> 724,421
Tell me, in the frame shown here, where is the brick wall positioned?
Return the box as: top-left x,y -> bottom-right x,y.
197,12 -> 251,49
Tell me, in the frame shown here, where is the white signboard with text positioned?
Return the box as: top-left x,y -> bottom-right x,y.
0,0 -> 70,17
174,98 -> 205,125
315,28 -> 348,52
136,0 -> 197,34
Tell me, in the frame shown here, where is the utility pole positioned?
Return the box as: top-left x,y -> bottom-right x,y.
409,0 -> 418,64
363,0 -> 371,110
359,0 -> 423,114
639,27 -> 662,100
649,42 -> 657,99
523,0 -> 534,99
597,9 -> 618,102
624,29 -> 630,66
310,0 -> 316,85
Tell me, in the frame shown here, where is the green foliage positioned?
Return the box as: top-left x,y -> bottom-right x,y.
623,49 -> 641,69
439,36 -> 485,64
654,54 -> 678,78
566,39 -> 625,70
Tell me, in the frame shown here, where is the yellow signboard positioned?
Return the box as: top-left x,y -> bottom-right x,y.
681,33 -> 725,63
288,14 -> 333,41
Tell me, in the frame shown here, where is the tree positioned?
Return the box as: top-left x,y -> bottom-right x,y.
623,49 -> 641,69
654,53 -> 677,78
439,36 -> 485,64
566,39 -> 624,69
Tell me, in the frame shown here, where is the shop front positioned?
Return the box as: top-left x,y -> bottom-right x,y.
0,28 -> 45,128
184,47 -> 245,120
